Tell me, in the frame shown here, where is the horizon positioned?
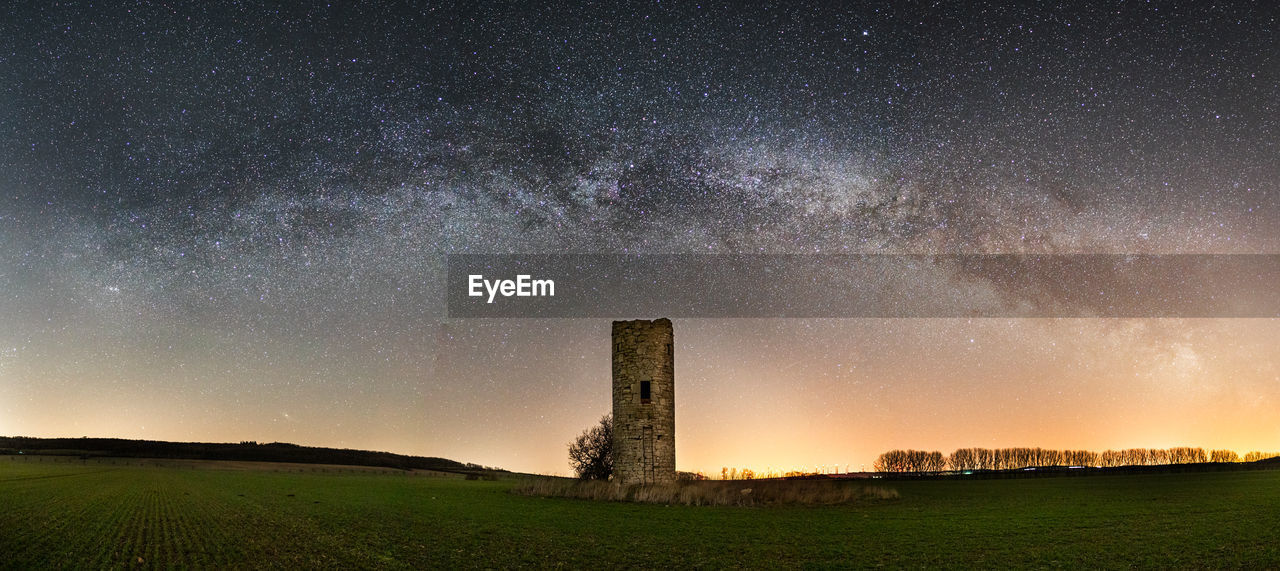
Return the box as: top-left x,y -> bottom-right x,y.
5,317 -> 1277,477
4,431 -> 1275,478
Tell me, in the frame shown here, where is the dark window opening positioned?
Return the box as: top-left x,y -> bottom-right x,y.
640,380 -> 651,404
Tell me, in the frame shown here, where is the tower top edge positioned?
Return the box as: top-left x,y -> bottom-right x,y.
611,318 -> 672,327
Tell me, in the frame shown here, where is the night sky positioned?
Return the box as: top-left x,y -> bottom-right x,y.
2,2 -> 1276,475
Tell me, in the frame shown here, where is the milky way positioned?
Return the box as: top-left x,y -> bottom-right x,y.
1,3 -> 1276,474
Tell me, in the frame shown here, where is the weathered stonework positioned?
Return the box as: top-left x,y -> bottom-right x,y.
612,318 -> 675,485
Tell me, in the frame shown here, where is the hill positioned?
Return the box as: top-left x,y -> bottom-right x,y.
0,435 -> 496,474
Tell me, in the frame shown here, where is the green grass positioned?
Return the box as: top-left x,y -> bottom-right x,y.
2,457 -> 1278,568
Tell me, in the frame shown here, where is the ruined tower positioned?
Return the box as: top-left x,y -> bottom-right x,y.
612,318 -> 675,485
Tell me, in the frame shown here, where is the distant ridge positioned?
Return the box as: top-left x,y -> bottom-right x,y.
0,436 -> 500,474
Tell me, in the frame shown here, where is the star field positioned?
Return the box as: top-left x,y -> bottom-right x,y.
0,2 -> 1275,474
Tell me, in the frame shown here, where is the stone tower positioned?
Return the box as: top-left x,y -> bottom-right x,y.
612,318 -> 675,485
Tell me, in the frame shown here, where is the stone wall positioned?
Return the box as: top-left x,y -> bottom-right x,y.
611,318 -> 675,484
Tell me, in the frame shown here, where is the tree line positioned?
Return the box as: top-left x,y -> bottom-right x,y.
875,447 -> 1280,473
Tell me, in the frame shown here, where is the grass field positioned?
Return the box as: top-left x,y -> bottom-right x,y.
2,457 -> 1279,568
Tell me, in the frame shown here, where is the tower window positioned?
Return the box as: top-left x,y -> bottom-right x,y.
640,380 -> 651,404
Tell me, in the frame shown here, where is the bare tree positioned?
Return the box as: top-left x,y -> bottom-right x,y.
1063,449 -> 1098,467
568,414 -> 613,480
1244,451 -> 1280,463
873,449 -> 946,473
948,448 -> 979,471
874,450 -> 909,472
1148,448 -> 1169,465
976,448 -> 995,470
1209,449 -> 1240,463
923,451 -> 946,473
